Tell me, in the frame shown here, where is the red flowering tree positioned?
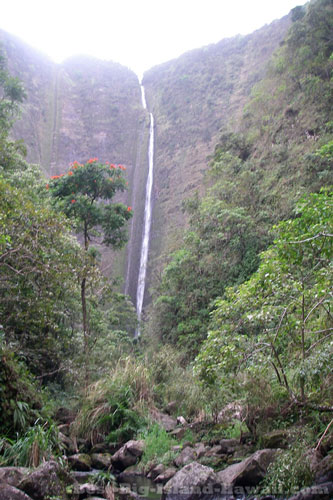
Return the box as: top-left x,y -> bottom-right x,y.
49,159 -> 132,386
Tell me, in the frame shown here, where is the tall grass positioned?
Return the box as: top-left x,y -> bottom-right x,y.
0,422 -> 62,467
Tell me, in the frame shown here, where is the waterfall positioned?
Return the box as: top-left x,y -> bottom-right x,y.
135,85 -> 154,336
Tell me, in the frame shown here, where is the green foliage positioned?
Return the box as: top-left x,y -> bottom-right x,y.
195,190 -> 333,416
0,177 -> 83,376
0,345 -> 45,437
74,357 -> 150,446
49,160 -> 132,250
0,422 -> 62,467
139,423 -> 177,467
259,442 -> 314,496
0,48 -> 26,169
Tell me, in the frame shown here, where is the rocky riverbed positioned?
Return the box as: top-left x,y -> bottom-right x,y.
0,412 -> 332,500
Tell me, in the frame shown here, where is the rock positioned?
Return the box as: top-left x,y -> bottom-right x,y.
0,484 -> 33,500
194,443 -> 207,460
71,470 -> 97,484
216,449 -> 278,487
55,406 -> 75,425
115,486 -> 141,500
204,445 -> 223,457
91,442 -> 118,454
118,465 -> 143,483
111,440 -> 144,471
219,439 -> 240,455
288,481 -> 333,500
174,447 -> 197,468
68,453 -> 92,471
170,428 -> 187,440
177,417 -> 187,426
91,452 -> 113,470
18,460 -> 78,500
79,482 -> 104,497
147,464 -> 165,480
164,402 -> 178,415
150,409 -> 177,432
217,403 -> 243,423
155,467 -> 177,484
0,467 -> 29,487
163,462 -> 218,500
261,429 -> 289,449
59,431 -> 78,454
313,454 -> 333,484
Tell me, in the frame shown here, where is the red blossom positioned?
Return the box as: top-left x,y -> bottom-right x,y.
127,206 -> 132,212
46,184 -> 49,189
68,171 -> 73,176
71,199 -> 76,204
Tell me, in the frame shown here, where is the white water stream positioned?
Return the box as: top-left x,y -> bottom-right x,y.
135,85 -> 154,336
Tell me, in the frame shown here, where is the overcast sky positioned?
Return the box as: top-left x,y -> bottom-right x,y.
1,0 -> 307,77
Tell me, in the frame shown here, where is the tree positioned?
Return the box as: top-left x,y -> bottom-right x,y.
49,159 -> 132,386
0,178 -> 83,377
195,190 -> 333,416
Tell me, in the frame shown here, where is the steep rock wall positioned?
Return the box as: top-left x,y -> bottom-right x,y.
142,16 -> 291,304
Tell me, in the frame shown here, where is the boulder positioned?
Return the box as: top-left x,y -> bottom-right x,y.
115,486 -> 141,500
194,443 -> 207,460
150,409 -> 177,432
18,460 -> 78,500
219,439 -> 240,455
313,454 -> 333,484
174,447 -> 197,468
112,440 -> 144,471
0,484 -> 33,500
147,464 -> 165,480
217,403 -> 243,423
177,417 -> 187,426
0,467 -> 29,487
261,429 -> 289,449
288,481 -> 333,500
204,445 -> 223,457
59,431 -> 78,455
170,428 -> 187,440
90,452 -> 113,470
164,402 -> 178,415
68,453 -> 92,471
79,482 -> 104,497
216,449 -> 278,487
118,465 -> 143,483
163,462 -> 218,500
155,467 -> 177,484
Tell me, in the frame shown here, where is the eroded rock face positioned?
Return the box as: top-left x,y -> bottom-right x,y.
18,460 -> 78,500
111,440 -> 144,471
216,449 -> 278,487
163,462 -> 217,500
0,467 -> 29,487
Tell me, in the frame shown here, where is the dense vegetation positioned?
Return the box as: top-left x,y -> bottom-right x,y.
0,0 -> 332,493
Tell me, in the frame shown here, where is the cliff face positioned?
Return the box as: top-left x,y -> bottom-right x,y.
0,14 -> 291,308
142,16 -> 291,300
0,29 -> 148,289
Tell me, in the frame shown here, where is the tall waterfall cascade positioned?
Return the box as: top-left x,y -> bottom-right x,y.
135,85 -> 154,336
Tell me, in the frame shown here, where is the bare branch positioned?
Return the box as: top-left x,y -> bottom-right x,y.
289,232 -> 333,244
306,330 -> 333,354
315,418 -> 333,451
